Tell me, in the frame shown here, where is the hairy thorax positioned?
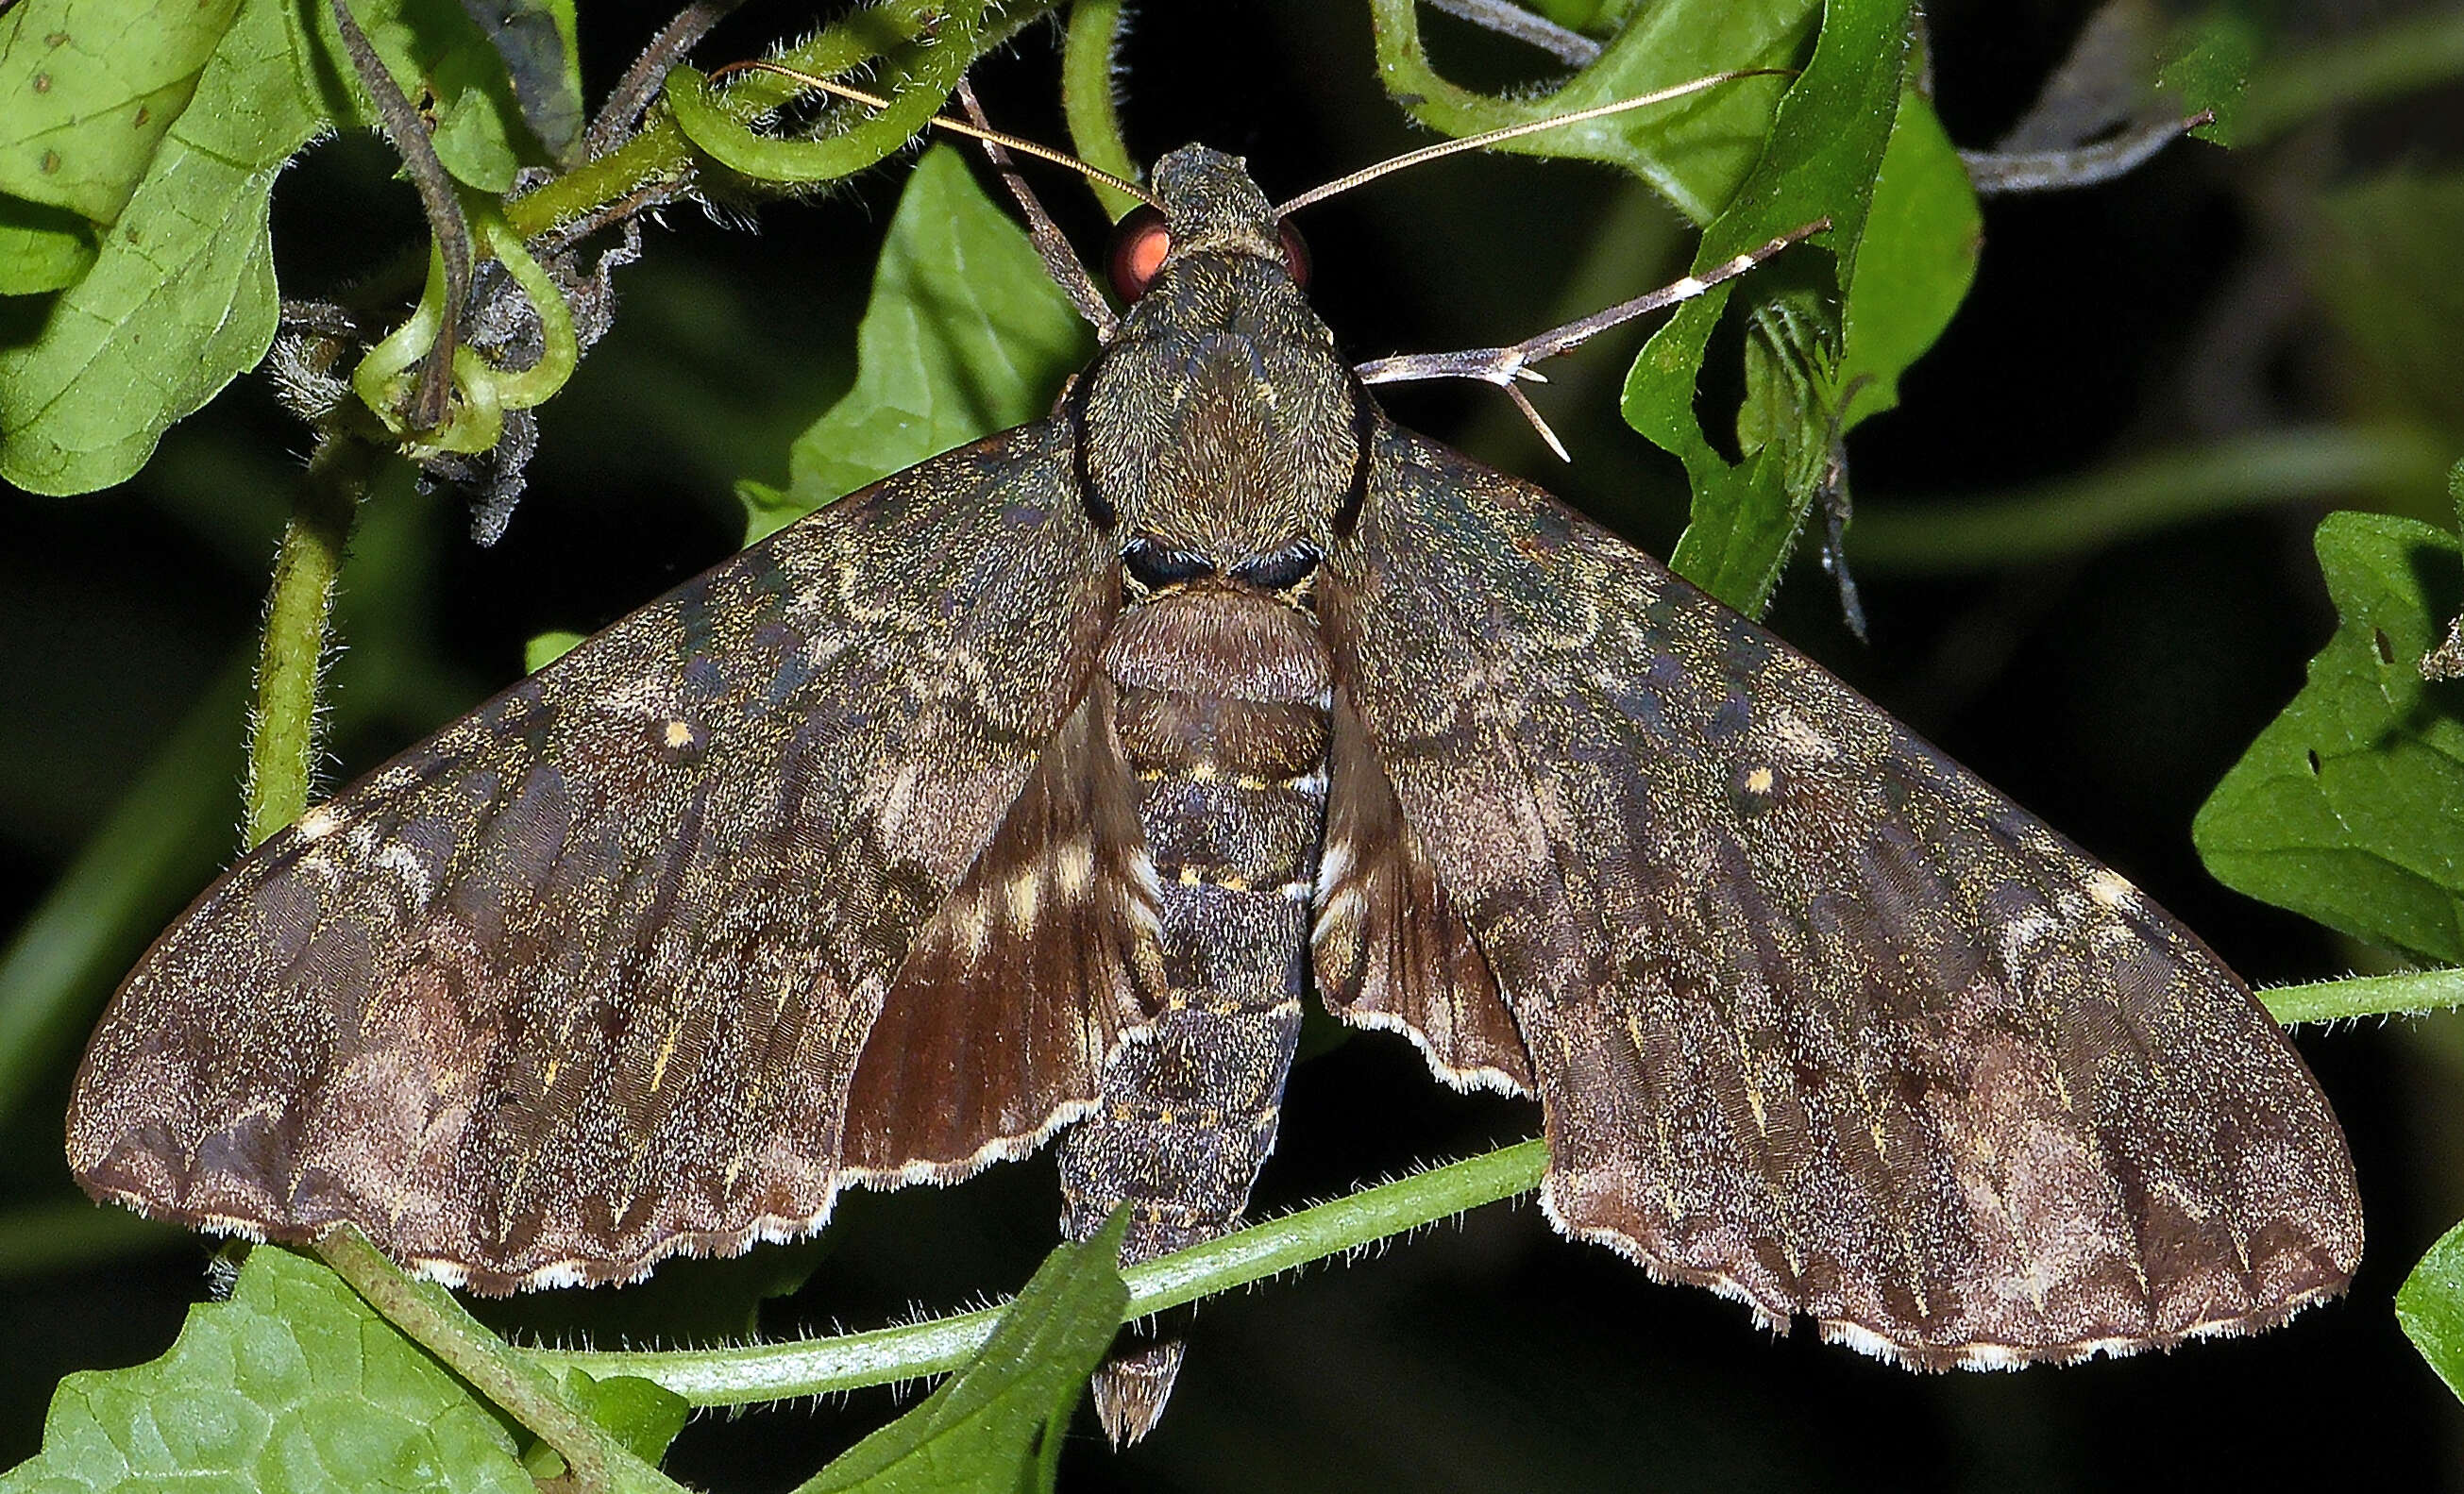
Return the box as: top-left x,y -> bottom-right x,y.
1078,253 -> 1359,560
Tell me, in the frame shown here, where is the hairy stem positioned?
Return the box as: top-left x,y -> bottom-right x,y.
316,1232 -> 684,1494
2266,970 -> 2464,1025
245,437 -> 373,846
586,0 -> 750,156
1061,0 -> 1141,217
509,0 -> 1066,244
535,1141 -> 1548,1406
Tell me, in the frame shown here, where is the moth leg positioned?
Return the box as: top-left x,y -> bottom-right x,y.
1352,219 -> 1827,460
954,79 -> 1121,340
1953,1 -> 2212,196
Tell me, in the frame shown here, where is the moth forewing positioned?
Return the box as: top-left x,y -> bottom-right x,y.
65,131 -> 2358,1453
67,421 -> 1137,1292
1320,427 -> 2360,1364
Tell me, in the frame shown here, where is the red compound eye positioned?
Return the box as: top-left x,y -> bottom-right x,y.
1108,205 -> 1171,301
1277,218 -> 1310,287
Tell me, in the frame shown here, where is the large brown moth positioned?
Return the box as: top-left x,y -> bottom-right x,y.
67,113 -> 2361,1448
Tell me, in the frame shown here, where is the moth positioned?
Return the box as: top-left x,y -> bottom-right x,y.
68,124 -> 2361,1449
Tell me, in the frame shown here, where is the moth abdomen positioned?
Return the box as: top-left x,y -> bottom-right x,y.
1056,583 -> 1334,1442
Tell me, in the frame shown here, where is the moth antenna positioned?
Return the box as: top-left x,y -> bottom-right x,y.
1274,68 -> 1795,216
703,59 -> 1164,210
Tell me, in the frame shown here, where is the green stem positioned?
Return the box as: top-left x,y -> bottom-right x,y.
0,1200 -> 183,1278
315,1232 -> 684,1494
2264,969 -> 2464,1025
0,657 -> 248,1130
663,0 -> 1056,186
536,1140 -> 1547,1407
244,437 -> 373,846
506,114 -> 692,241
1061,0 -> 1140,217
505,0 -> 1062,242
1848,426 -> 2446,575
2241,9 -> 2464,145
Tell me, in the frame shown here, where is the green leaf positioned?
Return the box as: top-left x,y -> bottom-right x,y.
563,1373 -> 689,1469
2399,1217 -> 2464,1402
455,0 -> 581,159
758,143 -> 1093,541
795,1214 -> 1129,1494
1368,0 -> 1818,226
0,193 -> 95,294
0,0 -> 322,494
2157,8 -> 2261,146
1629,0 -> 1915,614
1831,90 -> 1978,428
522,629 -> 583,672
2194,512 -> 2464,964
0,1248 -> 532,1494
0,0 -> 245,224
294,0 -> 548,194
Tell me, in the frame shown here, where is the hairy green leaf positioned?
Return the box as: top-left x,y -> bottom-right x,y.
1629,0 -> 1913,613
0,1248 -> 531,1494
0,0 -> 321,494
2194,512 -> 2464,964
2399,1217 -> 2464,1402
752,143 -> 1092,541
796,1215 -> 1128,1494
0,0 -> 245,224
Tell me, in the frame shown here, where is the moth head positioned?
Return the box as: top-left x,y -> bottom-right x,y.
1110,146 -> 1309,302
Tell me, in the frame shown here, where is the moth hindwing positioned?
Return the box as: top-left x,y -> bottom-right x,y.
68,143 -> 2359,1447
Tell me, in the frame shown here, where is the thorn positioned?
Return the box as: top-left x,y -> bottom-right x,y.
1504,383 -> 1570,462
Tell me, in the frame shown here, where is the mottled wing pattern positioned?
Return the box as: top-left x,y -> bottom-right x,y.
1321,424 -> 2362,1367
67,419 -> 1130,1292
1313,696 -> 1531,1096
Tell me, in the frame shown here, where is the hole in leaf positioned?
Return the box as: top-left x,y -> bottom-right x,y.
2305,747 -> 2322,776
1690,301 -> 1751,467
2373,628 -> 2396,665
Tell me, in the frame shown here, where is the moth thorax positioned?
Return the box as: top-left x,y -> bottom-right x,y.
1087,252 -> 1358,548
1118,360 -> 1355,551
1103,589 -> 1332,708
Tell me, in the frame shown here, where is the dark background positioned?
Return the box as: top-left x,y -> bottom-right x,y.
4,1 -> 2460,1488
